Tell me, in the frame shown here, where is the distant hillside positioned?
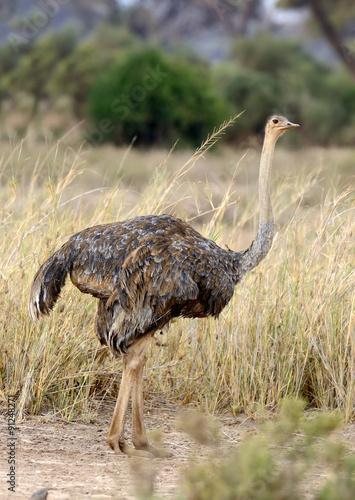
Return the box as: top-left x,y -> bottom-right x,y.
0,0 -> 120,46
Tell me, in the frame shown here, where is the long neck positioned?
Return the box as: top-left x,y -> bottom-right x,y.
237,135 -> 276,276
258,137 -> 275,226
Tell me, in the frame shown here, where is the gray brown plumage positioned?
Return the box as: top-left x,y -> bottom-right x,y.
29,115 -> 299,458
30,215 -> 240,354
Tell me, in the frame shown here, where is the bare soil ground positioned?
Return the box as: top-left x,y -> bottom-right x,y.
1,404 -> 355,500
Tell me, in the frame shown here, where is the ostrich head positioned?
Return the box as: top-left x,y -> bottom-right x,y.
265,115 -> 300,141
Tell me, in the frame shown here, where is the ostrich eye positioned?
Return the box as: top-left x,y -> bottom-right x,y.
272,119 -> 279,124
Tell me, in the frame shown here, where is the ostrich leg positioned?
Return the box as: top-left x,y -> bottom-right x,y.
107,336 -> 154,458
131,343 -> 172,458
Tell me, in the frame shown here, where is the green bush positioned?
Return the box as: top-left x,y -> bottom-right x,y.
220,34 -> 355,145
219,69 -> 281,133
1,29 -> 78,102
88,47 -> 227,146
179,400 -> 355,500
234,34 -> 321,79
300,70 -> 355,145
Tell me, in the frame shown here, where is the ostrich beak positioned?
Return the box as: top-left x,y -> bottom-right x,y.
282,121 -> 300,130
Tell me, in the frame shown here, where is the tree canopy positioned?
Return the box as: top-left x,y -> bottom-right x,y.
278,0 -> 355,78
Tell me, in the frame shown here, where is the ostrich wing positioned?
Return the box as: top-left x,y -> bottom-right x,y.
95,239 -> 200,356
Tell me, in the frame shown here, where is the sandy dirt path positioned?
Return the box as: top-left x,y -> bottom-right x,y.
1,405 -> 254,499
1,405 -> 355,499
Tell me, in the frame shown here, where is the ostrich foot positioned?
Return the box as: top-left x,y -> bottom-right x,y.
108,435 -> 155,459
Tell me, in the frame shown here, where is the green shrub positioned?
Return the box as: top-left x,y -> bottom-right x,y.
234,34 -> 322,79
219,69 -> 281,133
179,400 -> 355,500
300,70 -> 355,145
218,34 -> 355,145
88,47 -> 227,146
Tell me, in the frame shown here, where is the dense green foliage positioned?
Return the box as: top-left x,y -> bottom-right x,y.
0,25 -> 354,145
225,35 -> 355,144
89,48 -> 226,146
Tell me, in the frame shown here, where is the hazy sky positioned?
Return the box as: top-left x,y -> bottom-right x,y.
117,0 -> 307,25
265,0 -> 308,24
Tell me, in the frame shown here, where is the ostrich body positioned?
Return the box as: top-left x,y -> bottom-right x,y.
29,116 -> 299,458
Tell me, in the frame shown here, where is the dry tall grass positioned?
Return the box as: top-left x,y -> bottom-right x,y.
0,125 -> 354,422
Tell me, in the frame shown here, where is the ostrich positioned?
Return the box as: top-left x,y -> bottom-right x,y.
29,115 -> 299,458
